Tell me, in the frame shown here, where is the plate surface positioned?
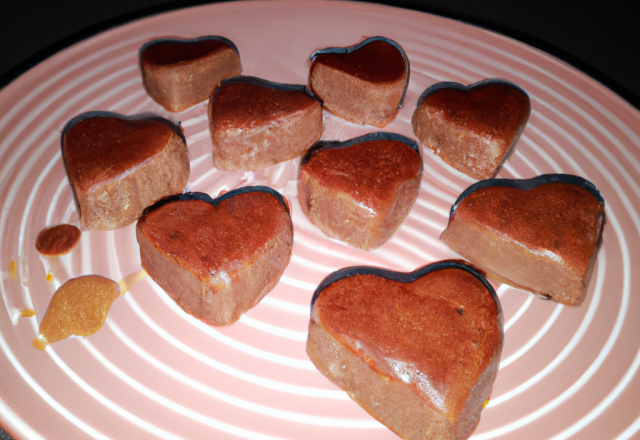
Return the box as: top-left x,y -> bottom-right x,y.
1,1 -> 640,439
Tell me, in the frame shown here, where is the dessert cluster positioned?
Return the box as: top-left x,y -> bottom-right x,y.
33,34 -> 606,440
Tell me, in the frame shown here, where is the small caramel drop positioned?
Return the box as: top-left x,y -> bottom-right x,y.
20,309 -> 36,317
35,224 -> 81,257
46,273 -> 53,282
36,275 -> 120,347
10,260 -> 16,280
32,337 -> 46,351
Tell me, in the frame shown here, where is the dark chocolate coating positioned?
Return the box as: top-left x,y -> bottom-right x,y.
140,186 -> 289,217
62,111 -> 185,145
139,36 -> 240,66
311,260 -> 498,312
415,78 -> 529,109
450,173 -> 605,217
300,131 -> 420,166
212,75 -> 319,104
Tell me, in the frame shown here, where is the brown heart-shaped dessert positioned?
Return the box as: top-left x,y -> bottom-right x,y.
208,76 -> 323,171
308,261 -> 503,440
136,187 -> 293,326
298,132 -> 422,250
441,174 -> 606,306
309,36 -> 409,127
62,112 -> 190,231
412,79 -> 530,180
140,36 -> 242,112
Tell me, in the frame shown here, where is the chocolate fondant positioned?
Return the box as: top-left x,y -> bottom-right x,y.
441,174 -> 606,306
412,80 -> 530,180
209,76 -> 323,171
140,36 -> 242,112
136,188 -> 293,326
309,37 -> 409,127
308,261 -> 503,440
298,132 -> 422,250
62,112 -> 190,231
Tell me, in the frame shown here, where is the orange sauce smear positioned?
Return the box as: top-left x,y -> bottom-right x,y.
33,275 -> 120,350
10,260 -> 16,280
20,309 -> 35,318
119,269 -> 148,296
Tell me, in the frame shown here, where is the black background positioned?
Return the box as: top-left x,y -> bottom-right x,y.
0,0 -> 638,439
1,0 -> 639,105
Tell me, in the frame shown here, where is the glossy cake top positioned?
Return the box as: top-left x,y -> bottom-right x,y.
452,181 -> 605,272
62,115 -> 176,193
313,264 -> 502,420
210,78 -> 318,128
139,190 -> 289,277
141,37 -> 234,66
301,138 -> 422,209
416,81 -> 530,141
312,39 -> 406,83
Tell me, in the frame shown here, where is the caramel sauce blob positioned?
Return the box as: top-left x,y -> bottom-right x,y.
35,224 -> 81,257
34,275 -> 120,349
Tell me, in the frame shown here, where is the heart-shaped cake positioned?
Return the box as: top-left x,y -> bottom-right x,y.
298,132 -> 422,250
140,36 -> 242,112
412,79 -> 530,180
308,261 -> 503,440
441,174 -> 606,306
136,187 -> 293,326
309,36 -> 409,127
208,76 -> 323,171
62,112 -> 190,231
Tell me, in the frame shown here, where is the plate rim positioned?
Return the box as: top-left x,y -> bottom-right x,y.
0,0 -> 639,111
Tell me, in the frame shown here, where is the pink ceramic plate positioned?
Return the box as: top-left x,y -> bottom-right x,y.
1,1 -> 639,439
